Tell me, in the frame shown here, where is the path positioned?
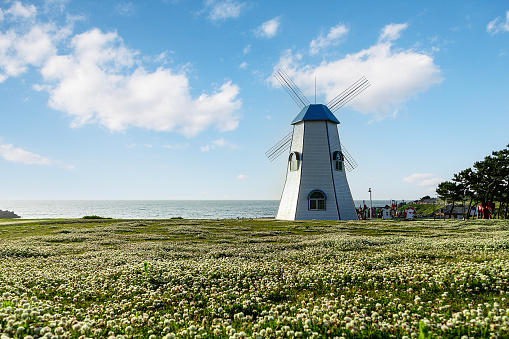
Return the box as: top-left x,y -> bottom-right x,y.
0,220 -> 49,225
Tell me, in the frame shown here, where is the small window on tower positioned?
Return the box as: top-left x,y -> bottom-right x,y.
333,151 -> 344,171
308,190 -> 326,211
289,152 -> 300,171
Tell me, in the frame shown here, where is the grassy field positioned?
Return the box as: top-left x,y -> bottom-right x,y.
0,218 -> 508,339
397,204 -> 446,217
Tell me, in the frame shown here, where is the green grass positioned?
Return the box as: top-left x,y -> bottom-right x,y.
0,218 -> 508,338
398,203 -> 446,216
82,215 -> 113,219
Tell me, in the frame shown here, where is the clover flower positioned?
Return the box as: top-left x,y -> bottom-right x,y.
0,219 -> 509,338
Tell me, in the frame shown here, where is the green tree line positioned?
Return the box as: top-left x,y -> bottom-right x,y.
436,144 -> 509,219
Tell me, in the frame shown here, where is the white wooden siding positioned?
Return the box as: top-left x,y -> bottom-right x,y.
276,120 -> 358,221
276,123 -> 304,220
295,121 -> 339,220
327,122 -> 358,220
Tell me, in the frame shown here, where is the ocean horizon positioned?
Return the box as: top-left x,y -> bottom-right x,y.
0,199 -> 409,219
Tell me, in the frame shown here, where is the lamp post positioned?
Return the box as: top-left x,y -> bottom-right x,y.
368,188 -> 372,219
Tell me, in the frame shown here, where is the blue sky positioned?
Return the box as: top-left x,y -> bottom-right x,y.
0,0 -> 508,201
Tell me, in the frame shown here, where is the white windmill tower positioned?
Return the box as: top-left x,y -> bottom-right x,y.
267,69 -> 370,221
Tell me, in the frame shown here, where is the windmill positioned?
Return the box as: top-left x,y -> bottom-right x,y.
267,69 -> 370,220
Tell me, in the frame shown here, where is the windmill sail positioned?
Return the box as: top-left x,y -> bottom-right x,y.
266,69 -> 309,161
340,142 -> 358,172
274,69 -> 310,109
270,69 -> 370,221
267,70 -> 365,167
266,133 -> 358,172
326,77 -> 370,113
265,131 -> 293,162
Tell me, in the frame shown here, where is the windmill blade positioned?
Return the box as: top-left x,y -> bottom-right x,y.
274,69 -> 310,109
327,77 -> 370,113
265,131 -> 293,162
340,142 -> 358,172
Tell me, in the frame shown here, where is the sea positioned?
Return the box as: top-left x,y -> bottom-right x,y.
0,200 -> 399,219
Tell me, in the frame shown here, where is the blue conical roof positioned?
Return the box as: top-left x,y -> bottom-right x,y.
291,104 -> 339,125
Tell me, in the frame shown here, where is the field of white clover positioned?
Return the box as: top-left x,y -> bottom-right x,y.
0,218 -> 508,339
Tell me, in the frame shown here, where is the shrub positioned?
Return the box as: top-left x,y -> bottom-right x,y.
82,215 -> 111,219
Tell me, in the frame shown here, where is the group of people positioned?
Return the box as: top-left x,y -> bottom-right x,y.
357,203 -> 414,220
476,202 -> 495,219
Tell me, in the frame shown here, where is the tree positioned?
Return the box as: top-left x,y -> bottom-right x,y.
490,145 -> 509,218
473,155 -> 500,203
436,181 -> 464,215
453,168 -> 476,219
437,144 -> 509,219
472,145 -> 509,217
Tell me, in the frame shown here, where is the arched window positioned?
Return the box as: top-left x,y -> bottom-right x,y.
308,190 -> 326,211
289,152 -> 301,171
333,151 -> 344,171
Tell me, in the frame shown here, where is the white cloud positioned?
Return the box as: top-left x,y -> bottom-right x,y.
57,162 -> 75,169
243,44 -> 251,54
127,143 -> 153,149
147,50 -> 174,65
0,144 -> 51,165
213,138 -> 226,147
200,138 -> 237,152
255,16 -> 280,38
403,173 -> 434,183
379,23 -> 408,42
239,61 -> 247,69
487,11 -> 509,35
272,23 -> 442,120
37,28 -> 242,137
1,3 -> 241,137
237,174 -> 249,180
419,177 -> 444,187
208,0 -> 246,21
4,1 -> 37,20
0,8 -> 61,82
0,143 -> 73,168
403,173 -> 444,187
115,2 -> 135,17
41,0 -> 70,14
162,142 -> 190,149
309,24 -> 349,55
14,25 -> 57,65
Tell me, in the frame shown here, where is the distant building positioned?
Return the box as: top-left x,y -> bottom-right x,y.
382,205 -> 392,219
434,204 -> 465,220
405,206 -> 416,220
